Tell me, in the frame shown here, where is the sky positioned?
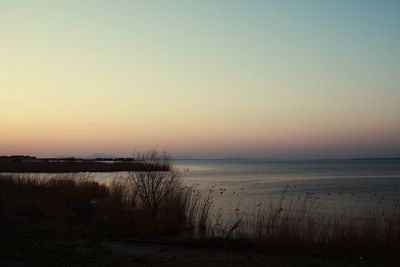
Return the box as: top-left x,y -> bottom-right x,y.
1,0 -> 400,158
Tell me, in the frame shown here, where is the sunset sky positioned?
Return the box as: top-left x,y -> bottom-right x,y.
1,1 -> 399,158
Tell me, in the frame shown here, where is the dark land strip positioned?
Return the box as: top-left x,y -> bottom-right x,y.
0,161 -> 168,172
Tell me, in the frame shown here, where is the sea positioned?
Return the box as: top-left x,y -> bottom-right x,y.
173,159 -> 400,216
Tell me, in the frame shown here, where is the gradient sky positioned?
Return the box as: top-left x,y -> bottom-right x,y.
1,0 -> 400,158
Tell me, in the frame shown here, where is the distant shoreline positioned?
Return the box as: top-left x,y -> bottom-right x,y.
173,157 -> 400,161
351,157 -> 400,161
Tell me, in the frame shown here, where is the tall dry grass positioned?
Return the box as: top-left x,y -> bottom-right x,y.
201,190 -> 400,257
0,172 -> 210,237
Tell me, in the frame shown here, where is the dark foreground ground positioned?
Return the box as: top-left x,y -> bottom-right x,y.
0,217 -> 398,267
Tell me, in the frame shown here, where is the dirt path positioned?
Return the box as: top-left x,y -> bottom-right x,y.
103,241 -> 230,260
102,240 -> 392,267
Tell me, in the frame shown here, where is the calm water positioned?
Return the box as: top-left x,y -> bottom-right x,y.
174,159 -> 400,215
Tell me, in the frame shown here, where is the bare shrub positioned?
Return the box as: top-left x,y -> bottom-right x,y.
125,150 -> 213,234
127,150 -> 180,218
